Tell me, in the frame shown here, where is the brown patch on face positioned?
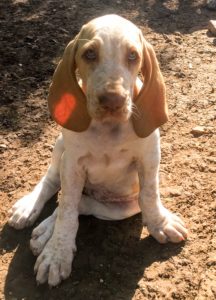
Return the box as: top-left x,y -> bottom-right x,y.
120,149 -> 128,153
103,154 -> 110,166
78,152 -> 93,166
131,182 -> 139,194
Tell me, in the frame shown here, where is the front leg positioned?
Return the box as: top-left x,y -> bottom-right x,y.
8,134 -> 63,229
34,149 -> 85,286
137,132 -> 188,244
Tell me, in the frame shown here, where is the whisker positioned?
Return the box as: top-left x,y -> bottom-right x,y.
131,103 -> 141,120
77,39 -> 91,42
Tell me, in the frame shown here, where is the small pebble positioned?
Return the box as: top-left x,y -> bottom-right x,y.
191,126 -> 206,137
206,255 -> 216,266
208,20 -> 216,36
0,144 -> 7,149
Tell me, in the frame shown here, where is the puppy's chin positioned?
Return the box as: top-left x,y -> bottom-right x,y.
90,109 -> 131,123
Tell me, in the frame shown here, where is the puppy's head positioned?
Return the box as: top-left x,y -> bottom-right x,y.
48,14 -> 168,137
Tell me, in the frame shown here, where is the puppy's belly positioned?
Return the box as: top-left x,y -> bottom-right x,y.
81,153 -> 140,217
84,165 -> 139,206
83,184 -> 139,206
83,183 -> 141,220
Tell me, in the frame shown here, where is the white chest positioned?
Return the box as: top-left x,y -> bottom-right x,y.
63,121 -> 158,193
80,149 -> 136,185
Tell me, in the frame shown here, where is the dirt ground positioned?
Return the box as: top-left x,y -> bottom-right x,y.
0,0 -> 216,299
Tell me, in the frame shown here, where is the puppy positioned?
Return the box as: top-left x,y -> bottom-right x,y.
9,15 -> 187,286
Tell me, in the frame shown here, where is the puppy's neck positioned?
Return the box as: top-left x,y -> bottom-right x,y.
88,119 -> 135,141
89,119 -> 120,133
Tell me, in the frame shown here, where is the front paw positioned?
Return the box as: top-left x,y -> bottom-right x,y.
34,236 -> 76,286
8,194 -> 43,229
146,209 -> 188,244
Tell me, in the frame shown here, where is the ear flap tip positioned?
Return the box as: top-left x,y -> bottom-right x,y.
132,120 -> 168,138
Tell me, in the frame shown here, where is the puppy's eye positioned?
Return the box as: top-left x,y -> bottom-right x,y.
83,49 -> 97,61
128,51 -> 138,61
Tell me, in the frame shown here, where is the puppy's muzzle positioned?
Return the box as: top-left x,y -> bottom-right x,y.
98,92 -> 126,112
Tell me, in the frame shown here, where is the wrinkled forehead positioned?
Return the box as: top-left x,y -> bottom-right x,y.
78,15 -> 142,49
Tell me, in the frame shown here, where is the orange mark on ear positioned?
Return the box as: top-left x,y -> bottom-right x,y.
53,93 -> 76,126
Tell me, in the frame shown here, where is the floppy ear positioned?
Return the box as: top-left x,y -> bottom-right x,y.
48,36 -> 91,132
132,39 -> 168,138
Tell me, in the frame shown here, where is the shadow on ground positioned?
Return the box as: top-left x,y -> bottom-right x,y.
1,196 -> 185,300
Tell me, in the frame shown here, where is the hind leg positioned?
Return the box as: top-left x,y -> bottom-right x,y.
8,134 -> 63,229
30,208 -> 58,255
30,194 -> 140,256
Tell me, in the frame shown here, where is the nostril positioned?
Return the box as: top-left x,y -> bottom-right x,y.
98,94 -> 109,106
98,92 -> 126,111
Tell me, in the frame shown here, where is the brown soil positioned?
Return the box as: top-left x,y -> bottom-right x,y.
0,1 -> 216,299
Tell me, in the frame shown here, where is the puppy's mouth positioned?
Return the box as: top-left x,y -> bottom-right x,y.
103,107 -> 131,121
90,105 -> 131,123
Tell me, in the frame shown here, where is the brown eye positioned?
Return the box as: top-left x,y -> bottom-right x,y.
83,49 -> 97,61
128,51 -> 138,61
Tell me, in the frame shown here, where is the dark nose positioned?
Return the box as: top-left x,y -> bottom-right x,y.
98,92 -> 126,111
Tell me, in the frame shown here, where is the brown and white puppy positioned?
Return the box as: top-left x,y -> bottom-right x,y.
8,15 -> 187,286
